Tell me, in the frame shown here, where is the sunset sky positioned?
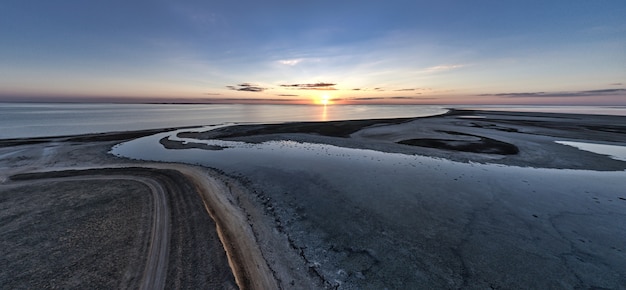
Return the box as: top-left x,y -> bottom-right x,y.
1,0 -> 625,105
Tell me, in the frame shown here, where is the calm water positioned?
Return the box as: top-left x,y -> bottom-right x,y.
461,105 -> 626,116
556,141 -> 626,161
2,103 -> 625,139
0,103 -> 446,139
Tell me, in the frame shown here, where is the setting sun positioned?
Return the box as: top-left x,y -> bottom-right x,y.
319,94 -> 330,105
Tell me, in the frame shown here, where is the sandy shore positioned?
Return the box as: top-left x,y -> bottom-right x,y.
2,109 -> 626,289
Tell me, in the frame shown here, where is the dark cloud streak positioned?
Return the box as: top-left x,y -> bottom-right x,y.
482,89 -> 626,98
279,82 -> 338,91
341,96 -> 437,101
280,82 -> 336,88
226,83 -> 266,92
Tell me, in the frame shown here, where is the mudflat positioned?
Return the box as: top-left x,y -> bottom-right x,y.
2,109 -> 626,289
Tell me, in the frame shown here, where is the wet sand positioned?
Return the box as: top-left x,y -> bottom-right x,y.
2,109 -> 626,289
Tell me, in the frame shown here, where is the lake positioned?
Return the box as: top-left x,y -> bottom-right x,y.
0,103 -> 447,139
2,103 -> 625,139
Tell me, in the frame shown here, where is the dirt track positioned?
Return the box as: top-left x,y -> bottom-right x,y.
1,160 -> 242,288
0,123 -> 359,289
6,173 -> 171,289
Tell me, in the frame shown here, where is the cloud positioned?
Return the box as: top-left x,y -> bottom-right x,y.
226,83 -> 266,92
392,88 -> 432,92
280,82 -> 336,88
423,64 -> 466,73
610,83 -> 623,86
303,87 -> 337,91
204,93 -> 221,95
351,87 -> 385,91
278,59 -> 303,66
481,89 -> 626,98
350,97 -> 386,101
280,82 -> 337,90
277,94 -> 299,97
201,98 -> 298,103
389,96 -> 438,100
342,96 -> 436,101
220,98 -> 286,101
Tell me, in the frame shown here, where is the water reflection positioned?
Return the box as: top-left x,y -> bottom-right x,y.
113,126 -> 626,176
0,104 -> 447,139
556,141 -> 626,161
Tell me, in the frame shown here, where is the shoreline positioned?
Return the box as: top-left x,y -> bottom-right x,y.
2,109 -> 626,288
0,138 -> 273,288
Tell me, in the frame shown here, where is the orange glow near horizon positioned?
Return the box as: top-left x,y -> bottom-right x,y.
315,94 -> 332,105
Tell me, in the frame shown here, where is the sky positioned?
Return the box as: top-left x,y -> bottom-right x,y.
1,0 -> 625,105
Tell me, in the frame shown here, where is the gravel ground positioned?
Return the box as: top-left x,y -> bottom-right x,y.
0,179 -> 152,289
0,168 -> 238,289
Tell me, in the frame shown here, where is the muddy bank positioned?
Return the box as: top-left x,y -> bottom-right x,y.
0,126 -> 197,148
172,109 -> 626,171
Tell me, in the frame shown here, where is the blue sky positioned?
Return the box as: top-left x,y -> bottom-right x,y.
1,0 -> 625,104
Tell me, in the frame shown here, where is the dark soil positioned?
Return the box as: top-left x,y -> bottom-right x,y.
3,168 -> 237,289
398,131 -> 519,155
180,117 -> 415,140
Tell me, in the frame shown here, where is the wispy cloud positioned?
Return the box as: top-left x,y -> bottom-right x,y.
278,59 -> 303,66
423,64 -> 466,73
197,98 -> 301,103
226,83 -> 266,92
340,96 -> 436,101
280,82 -> 337,90
277,94 -> 299,97
391,96 -> 438,100
280,82 -> 336,88
610,83 -> 623,86
350,87 -> 389,92
350,97 -> 386,101
481,88 -> 626,98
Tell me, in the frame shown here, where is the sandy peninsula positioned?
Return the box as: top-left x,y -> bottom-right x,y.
1,109 -> 626,289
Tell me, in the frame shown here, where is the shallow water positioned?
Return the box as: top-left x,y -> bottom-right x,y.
111,126 -> 626,288
112,126 -> 626,211
4,103 -> 626,139
112,126 -> 626,178
0,103 -> 446,139
556,141 -> 626,161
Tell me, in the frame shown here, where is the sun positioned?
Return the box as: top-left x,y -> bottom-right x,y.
320,94 -> 330,105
